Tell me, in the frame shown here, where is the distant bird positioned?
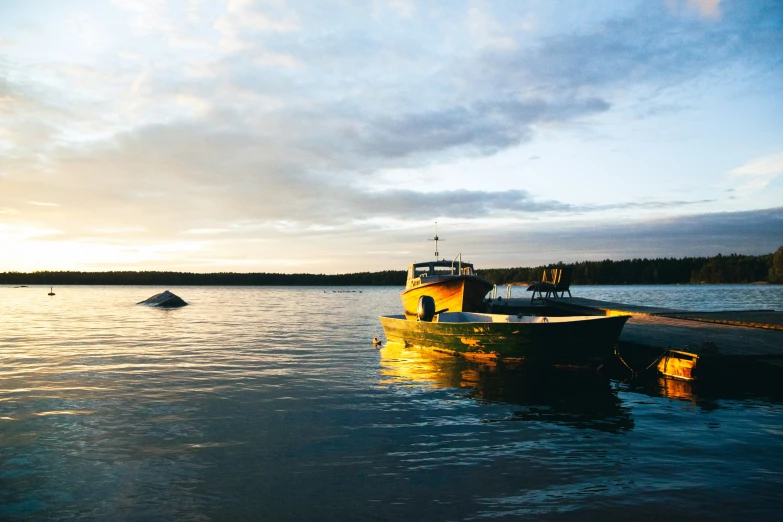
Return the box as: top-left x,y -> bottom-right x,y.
372,337 -> 382,346
48,287 -> 55,296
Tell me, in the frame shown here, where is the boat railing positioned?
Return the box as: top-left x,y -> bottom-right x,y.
451,253 -> 462,276
490,284 -> 513,300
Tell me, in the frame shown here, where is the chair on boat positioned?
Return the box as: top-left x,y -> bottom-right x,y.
527,266 -> 572,302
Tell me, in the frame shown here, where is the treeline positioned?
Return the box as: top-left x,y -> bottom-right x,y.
2,247 -> 781,286
480,247 -> 783,285
0,270 -> 407,286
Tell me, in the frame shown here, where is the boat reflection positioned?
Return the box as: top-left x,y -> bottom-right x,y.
622,376 -> 783,411
656,376 -> 698,402
379,342 -> 634,433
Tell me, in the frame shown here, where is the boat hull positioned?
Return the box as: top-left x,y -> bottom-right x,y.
379,314 -> 630,365
399,276 -> 493,317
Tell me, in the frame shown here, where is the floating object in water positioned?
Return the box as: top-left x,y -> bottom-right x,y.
137,290 -> 188,308
657,350 -> 699,381
372,337 -> 382,346
48,287 -> 55,296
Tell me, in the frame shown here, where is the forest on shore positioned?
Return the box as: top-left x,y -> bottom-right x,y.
2,247 -> 782,286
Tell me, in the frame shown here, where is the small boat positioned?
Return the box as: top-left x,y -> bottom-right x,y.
379,310 -> 630,366
399,225 -> 493,318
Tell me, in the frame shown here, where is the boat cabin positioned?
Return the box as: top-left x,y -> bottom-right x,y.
406,260 -> 476,289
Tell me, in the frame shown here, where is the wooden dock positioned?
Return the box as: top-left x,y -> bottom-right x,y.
487,296 -> 783,379
530,296 -> 683,317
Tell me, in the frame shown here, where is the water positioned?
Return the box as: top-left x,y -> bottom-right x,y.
1,285 -> 782,520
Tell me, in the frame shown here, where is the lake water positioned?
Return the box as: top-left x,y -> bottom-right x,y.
504,283 -> 783,311
2,285 -> 782,520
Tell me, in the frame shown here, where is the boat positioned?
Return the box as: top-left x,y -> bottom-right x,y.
399,226 -> 493,318
379,309 -> 630,366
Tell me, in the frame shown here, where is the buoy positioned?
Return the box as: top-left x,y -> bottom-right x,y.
372,337 -> 382,346
48,287 -> 55,296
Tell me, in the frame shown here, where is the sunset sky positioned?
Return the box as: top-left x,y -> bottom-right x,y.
1,0 -> 782,273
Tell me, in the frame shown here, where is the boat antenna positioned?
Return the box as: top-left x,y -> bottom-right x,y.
428,221 -> 443,259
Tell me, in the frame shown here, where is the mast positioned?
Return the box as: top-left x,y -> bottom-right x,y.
428,221 -> 443,259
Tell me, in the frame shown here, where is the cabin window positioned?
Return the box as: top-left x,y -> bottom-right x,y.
414,266 -> 430,278
411,263 -> 477,278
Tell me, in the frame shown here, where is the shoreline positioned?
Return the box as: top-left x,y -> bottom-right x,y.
6,281 -> 779,287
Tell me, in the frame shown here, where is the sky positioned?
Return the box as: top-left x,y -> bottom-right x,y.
1,0 -> 782,274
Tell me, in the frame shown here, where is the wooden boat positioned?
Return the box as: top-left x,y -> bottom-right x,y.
399,226 -> 493,317
380,311 -> 630,365
400,257 -> 494,318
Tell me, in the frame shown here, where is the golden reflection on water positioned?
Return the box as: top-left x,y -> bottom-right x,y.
33,410 -> 96,416
379,338 -> 745,413
658,376 -> 696,402
379,342 -> 635,432
378,342 -> 479,390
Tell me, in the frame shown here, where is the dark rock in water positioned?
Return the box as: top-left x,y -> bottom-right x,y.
137,290 -> 188,308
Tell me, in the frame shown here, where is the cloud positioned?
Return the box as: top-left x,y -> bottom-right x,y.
729,151 -> 783,192
666,0 -> 723,19
342,190 -> 711,221
471,1 -> 782,95
467,7 -> 516,50
214,0 -> 300,51
690,0 -> 723,19
355,189 -> 572,218
730,152 -> 783,177
465,207 -> 783,268
361,98 -> 610,158
1,1 -> 782,272
385,0 -> 416,19
1,103 -> 717,245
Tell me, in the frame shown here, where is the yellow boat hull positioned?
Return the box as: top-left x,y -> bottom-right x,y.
399,276 -> 493,318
